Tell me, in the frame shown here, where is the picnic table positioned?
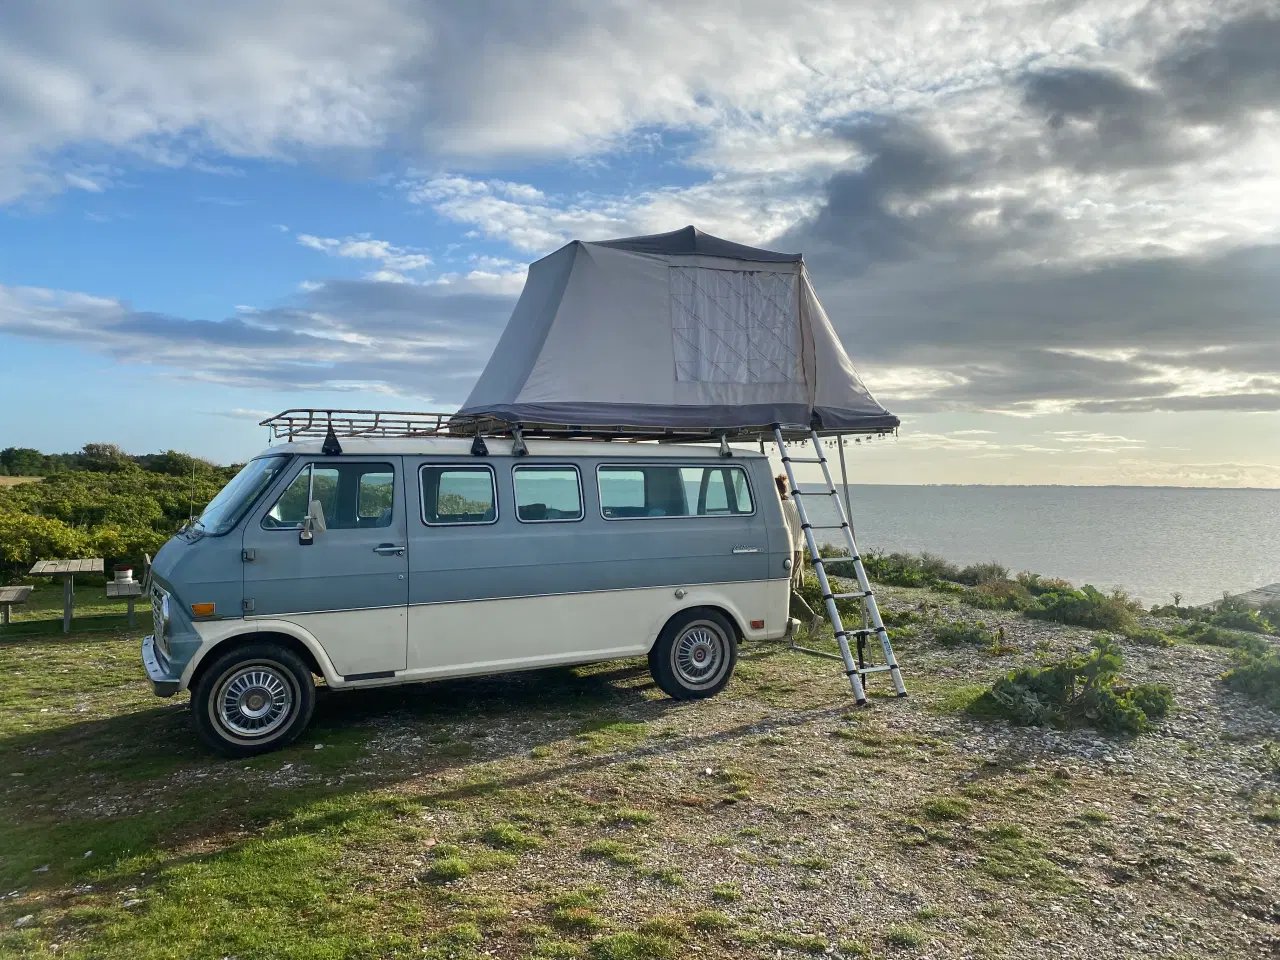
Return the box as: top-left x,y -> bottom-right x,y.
29,558 -> 104,633
0,585 -> 33,628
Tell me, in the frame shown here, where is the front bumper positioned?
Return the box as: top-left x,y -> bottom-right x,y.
142,634 -> 180,697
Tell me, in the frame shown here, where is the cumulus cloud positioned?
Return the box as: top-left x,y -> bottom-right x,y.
297,233 -> 433,282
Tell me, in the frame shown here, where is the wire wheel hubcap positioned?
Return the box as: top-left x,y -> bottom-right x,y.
214,665 -> 294,739
672,621 -> 729,689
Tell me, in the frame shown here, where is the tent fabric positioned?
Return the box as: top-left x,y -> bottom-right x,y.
457,227 -> 898,434
596,224 -> 802,262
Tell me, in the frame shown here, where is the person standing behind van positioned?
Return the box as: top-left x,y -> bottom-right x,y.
775,475 -> 805,591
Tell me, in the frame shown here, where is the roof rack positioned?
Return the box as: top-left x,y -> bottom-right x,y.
259,409 -> 894,444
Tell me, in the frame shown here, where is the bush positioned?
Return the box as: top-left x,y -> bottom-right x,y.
1210,594 -> 1274,634
1125,628 -> 1173,648
961,580 -> 1036,612
1016,572 -> 1076,596
972,637 -> 1172,735
955,561 -> 1009,586
1025,585 -> 1140,633
1224,645 -> 1280,712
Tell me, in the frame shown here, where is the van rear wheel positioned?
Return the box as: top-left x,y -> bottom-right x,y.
649,609 -> 738,700
191,643 -> 315,757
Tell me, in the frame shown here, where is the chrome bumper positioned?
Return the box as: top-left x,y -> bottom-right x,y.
142,634 -> 179,697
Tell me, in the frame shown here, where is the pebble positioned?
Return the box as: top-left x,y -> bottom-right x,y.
13,915 -> 34,928
32,865 -> 48,873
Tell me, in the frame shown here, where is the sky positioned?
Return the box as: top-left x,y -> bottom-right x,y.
0,0 -> 1277,486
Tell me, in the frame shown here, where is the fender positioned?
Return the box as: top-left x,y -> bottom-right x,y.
185,618 -> 343,690
642,578 -> 792,649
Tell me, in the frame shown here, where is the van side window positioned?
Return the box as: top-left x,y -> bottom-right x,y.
421,466 -> 497,525
598,465 -> 754,519
513,466 -> 583,522
263,463 -> 394,529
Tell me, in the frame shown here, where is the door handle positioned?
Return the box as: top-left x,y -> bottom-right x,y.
373,544 -> 405,556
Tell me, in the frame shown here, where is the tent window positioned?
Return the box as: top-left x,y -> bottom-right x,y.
670,267 -> 799,384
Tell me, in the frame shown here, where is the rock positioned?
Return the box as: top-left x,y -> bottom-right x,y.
123,899 -> 143,908
32,865 -> 48,873
14,915 -> 34,928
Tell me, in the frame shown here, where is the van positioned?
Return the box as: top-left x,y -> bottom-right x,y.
143,435 -> 797,755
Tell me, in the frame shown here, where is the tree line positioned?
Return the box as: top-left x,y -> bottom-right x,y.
0,445 -> 242,577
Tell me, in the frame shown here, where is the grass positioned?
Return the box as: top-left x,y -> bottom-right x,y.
1,579 -> 139,637
0,585 -> 1273,959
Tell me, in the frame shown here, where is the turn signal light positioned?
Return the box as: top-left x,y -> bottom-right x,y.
750,619 -> 765,629
190,602 -> 216,617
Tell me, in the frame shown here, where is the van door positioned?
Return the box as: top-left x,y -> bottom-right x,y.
241,456 -> 408,678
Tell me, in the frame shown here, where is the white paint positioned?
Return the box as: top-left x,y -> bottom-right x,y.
404,578 -> 789,681
184,578 -> 788,692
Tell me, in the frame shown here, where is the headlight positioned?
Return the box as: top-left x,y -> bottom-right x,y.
161,594 -> 170,625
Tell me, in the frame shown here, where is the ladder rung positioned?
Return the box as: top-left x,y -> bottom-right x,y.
850,627 -> 888,637
830,591 -> 873,600
807,523 -> 849,530
782,456 -> 824,463
855,665 -> 893,675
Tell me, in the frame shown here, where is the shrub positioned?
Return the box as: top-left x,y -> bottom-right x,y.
955,561 -> 1009,586
1025,585 -> 1140,633
1017,572 -> 1076,596
972,637 -> 1173,735
961,580 -> 1036,612
1125,628 -> 1173,648
1223,645 -> 1280,712
1210,595 -> 1274,634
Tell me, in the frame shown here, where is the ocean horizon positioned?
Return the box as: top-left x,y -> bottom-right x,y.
796,483 -> 1280,607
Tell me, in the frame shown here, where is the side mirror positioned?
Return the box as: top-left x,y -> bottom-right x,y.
299,500 -> 328,545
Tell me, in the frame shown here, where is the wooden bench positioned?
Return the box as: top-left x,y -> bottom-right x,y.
0,585 -> 33,627
105,581 -> 144,629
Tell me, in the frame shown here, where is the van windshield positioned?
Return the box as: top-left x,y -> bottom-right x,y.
196,455 -> 289,536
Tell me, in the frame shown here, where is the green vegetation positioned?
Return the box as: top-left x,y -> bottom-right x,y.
1150,593 -> 1278,637
1224,643 -> 1280,711
933,621 -> 997,647
885,924 -> 928,947
0,444 -> 236,576
972,637 -> 1173,734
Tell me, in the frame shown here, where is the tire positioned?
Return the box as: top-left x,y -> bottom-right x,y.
191,642 -> 316,757
649,609 -> 738,700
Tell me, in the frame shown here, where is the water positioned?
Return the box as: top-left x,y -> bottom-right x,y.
797,485 -> 1280,606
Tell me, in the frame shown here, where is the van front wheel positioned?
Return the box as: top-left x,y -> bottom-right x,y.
191,643 -> 315,757
649,609 -> 738,700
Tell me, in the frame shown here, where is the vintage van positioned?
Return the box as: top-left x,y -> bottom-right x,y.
143,436 -> 796,755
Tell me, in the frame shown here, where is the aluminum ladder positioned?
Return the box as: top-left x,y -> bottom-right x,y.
774,426 -> 907,705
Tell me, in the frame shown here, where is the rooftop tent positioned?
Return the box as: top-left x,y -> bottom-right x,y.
457,226 -> 899,436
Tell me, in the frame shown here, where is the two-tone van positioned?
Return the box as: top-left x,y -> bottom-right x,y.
143,436 -> 797,755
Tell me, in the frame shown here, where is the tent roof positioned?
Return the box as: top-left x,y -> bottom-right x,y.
594,225 -> 802,263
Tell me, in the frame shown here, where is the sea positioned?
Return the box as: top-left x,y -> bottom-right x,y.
796,485 -> 1280,607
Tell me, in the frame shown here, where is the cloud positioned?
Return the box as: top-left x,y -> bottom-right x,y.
296,233 -> 433,280
0,279 -> 514,402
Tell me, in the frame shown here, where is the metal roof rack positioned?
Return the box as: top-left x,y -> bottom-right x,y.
259,408 -> 894,444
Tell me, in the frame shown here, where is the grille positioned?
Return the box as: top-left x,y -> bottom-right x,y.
151,584 -> 169,656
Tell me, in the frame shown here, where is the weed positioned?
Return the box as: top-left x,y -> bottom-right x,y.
920,796 -> 972,821
637,916 -> 687,940
690,910 -> 734,932
1079,808 -> 1112,824
421,857 -> 470,883
711,882 -> 742,902
885,924 -> 928,947
647,866 -> 686,887
794,855 -> 831,871
767,931 -> 829,953
548,887 -> 606,910
482,821 -> 542,851
608,808 -> 655,827
838,939 -> 871,956
582,839 -> 642,867
552,907 -> 607,933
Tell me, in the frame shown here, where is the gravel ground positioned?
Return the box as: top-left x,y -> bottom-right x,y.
2,584 -> 1277,959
